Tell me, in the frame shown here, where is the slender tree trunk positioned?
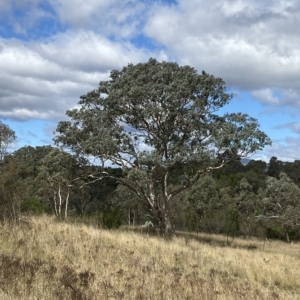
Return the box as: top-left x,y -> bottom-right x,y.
11,199 -> 16,224
79,198 -> 87,217
58,184 -> 62,219
285,229 -> 290,243
53,191 -> 58,217
64,191 -> 70,219
243,217 -> 250,239
133,211 -> 135,227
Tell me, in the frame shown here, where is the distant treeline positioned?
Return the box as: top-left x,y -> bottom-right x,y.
1,145 -> 300,241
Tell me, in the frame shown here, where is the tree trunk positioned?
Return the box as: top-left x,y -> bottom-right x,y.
64,191 -> 70,219
58,184 -> 62,219
243,217 -> 251,239
133,211 -> 135,227
147,188 -> 172,236
285,230 -> 290,243
11,199 -> 17,224
157,210 -> 172,236
53,191 -> 58,217
165,213 -> 172,235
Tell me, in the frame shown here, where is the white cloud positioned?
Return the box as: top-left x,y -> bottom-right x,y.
252,89 -> 280,105
144,0 -> 300,106
220,0 -> 252,16
275,122 -> 300,134
259,137 -> 300,162
0,0 -> 53,35
0,31 -> 160,121
49,0 -> 146,38
1,0 -> 300,160
0,108 -> 58,120
36,30 -> 151,72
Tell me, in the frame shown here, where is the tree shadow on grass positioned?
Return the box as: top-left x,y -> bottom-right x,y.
176,231 -> 258,250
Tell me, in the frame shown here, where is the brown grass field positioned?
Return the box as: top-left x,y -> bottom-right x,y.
0,215 -> 299,299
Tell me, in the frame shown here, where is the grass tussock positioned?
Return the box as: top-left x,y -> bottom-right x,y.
0,216 -> 299,300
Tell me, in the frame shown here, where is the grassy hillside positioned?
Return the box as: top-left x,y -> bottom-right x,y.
0,216 -> 299,299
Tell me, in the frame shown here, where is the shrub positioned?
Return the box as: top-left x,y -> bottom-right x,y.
102,208 -> 122,229
21,198 -> 46,215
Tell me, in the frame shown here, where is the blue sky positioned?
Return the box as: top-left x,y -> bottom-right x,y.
0,0 -> 300,162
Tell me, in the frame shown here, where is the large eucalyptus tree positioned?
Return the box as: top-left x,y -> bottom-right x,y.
55,58 -> 271,234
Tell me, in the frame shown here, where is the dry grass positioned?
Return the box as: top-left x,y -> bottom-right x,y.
0,216 -> 299,300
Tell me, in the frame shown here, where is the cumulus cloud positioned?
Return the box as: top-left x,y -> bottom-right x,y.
258,137 -> 300,162
275,122 -> 300,134
252,89 -> 280,105
49,0 -> 146,38
3,0 -> 299,119
0,0 -> 54,35
144,0 -> 300,107
0,31 -> 160,121
1,0 -> 300,159
36,30 -> 152,73
251,88 -> 300,116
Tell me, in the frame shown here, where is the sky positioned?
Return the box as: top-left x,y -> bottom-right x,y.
0,0 -> 299,162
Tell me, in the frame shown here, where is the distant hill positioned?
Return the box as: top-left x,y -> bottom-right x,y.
241,158 -> 251,165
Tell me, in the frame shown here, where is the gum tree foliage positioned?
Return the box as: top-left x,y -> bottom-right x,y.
0,121 -> 16,161
258,172 -> 300,242
55,58 -> 271,234
280,160 -> 300,186
236,178 -> 258,238
0,146 -> 55,221
244,159 -> 267,174
112,184 -> 145,226
0,156 -> 25,222
8,146 -> 54,195
185,175 -> 220,230
216,186 -> 241,238
267,156 -> 281,178
37,148 -> 87,219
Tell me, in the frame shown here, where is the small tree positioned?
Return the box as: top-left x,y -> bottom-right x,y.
236,178 -> 258,238
219,187 -> 240,240
185,175 -> 220,232
0,159 -> 25,222
55,58 -> 271,234
259,172 -> 300,242
0,121 -> 16,161
0,146 -> 56,221
112,184 -> 145,226
37,149 -> 86,218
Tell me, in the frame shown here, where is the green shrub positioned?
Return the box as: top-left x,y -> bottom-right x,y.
102,208 -> 122,229
21,198 -> 46,215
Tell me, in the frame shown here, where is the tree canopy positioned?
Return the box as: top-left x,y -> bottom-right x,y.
259,172 -> 300,242
0,121 -> 16,161
55,58 -> 271,234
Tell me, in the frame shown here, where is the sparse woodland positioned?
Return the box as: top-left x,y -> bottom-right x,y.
1,143 -> 300,242
0,59 -> 300,299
